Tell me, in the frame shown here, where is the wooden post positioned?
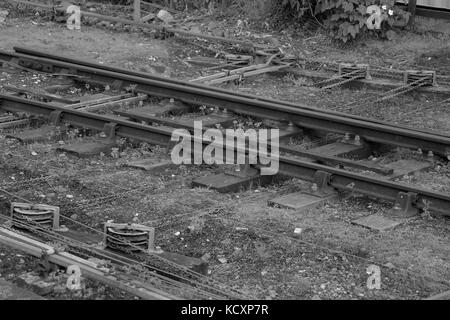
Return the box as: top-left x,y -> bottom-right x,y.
408,0 -> 417,26
133,0 -> 141,21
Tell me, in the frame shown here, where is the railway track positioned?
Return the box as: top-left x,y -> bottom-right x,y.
0,0 -> 447,301
0,181 -> 249,300
1,48 -> 450,156
0,48 -> 449,215
1,92 -> 450,216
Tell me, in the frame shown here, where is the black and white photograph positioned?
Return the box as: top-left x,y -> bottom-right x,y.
0,0 -> 449,309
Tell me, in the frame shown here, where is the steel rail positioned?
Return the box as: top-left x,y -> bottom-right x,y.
1,50 -> 450,157
0,94 -> 449,215
12,47 -> 450,138
0,224 -> 178,300
114,109 -> 393,175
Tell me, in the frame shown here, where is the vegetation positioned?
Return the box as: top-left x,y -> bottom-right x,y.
65,0 -> 412,42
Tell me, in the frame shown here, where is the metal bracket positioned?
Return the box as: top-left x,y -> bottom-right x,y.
342,133 -> 364,146
165,139 -> 178,156
390,192 -> 419,217
445,147 -> 450,161
103,221 -> 161,254
37,253 -> 58,278
102,122 -> 117,140
225,54 -> 253,65
338,63 -> 371,80
159,27 -> 174,40
309,170 -> 335,197
10,202 -> 61,231
48,110 -> 63,126
404,70 -> 436,86
18,58 -> 54,73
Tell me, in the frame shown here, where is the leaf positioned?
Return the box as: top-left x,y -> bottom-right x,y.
343,2 -> 354,12
346,24 -> 353,37
357,5 -> 367,15
341,21 -> 351,36
331,13 -> 341,21
349,25 -> 358,38
314,3 -> 322,15
322,0 -> 332,11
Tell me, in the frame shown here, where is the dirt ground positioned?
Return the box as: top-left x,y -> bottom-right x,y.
0,3 -> 449,300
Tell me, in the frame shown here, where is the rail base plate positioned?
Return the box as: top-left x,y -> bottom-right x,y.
56,139 -> 116,157
6,125 -> 53,144
352,213 -> 416,232
125,158 -> 176,174
268,192 -> 337,211
192,172 -> 276,193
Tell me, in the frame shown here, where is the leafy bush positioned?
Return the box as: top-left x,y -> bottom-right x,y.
280,0 -> 316,17
266,0 -> 318,28
314,0 -> 410,42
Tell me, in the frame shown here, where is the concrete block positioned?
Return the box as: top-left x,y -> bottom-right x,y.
268,192 -> 337,210
308,141 -> 370,158
56,140 -> 116,157
115,105 -> 173,118
385,159 -> 432,180
6,125 -> 54,144
125,158 -> 176,174
192,172 -> 275,193
175,113 -> 235,128
157,251 -> 208,275
351,214 -> 416,232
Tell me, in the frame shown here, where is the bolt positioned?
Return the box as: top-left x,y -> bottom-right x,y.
344,133 -> 350,141
417,148 -> 423,155
311,183 -> 318,192
354,135 -> 361,144
223,108 -> 228,114
428,151 -> 434,158
286,122 -> 295,131
169,98 -> 175,103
